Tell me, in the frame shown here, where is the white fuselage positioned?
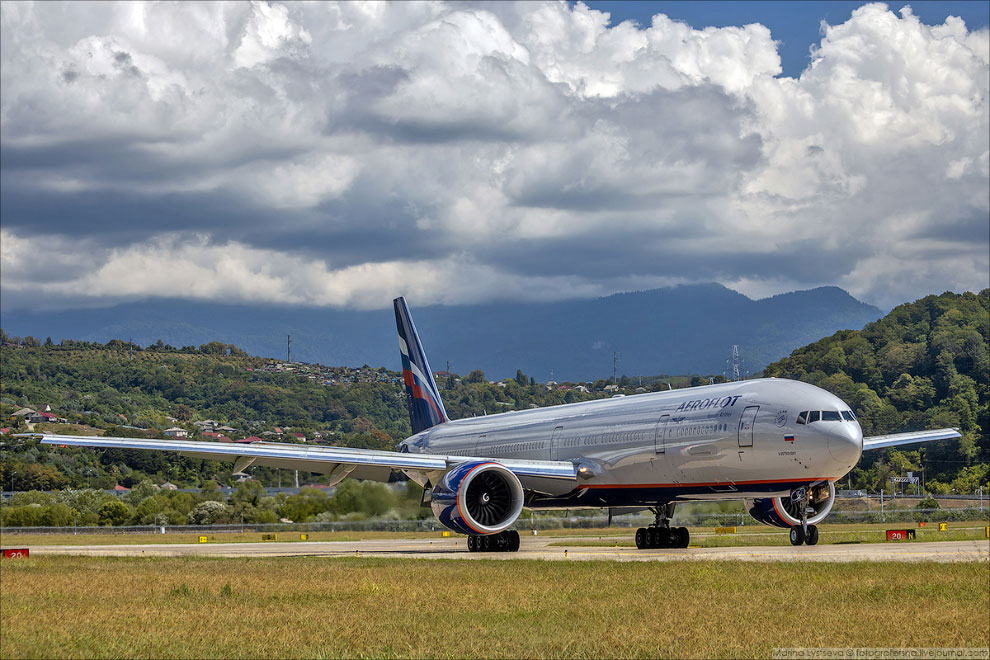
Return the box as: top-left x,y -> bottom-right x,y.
400,378 -> 863,507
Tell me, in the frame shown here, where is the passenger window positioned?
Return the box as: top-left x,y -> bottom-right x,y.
809,411 -> 821,423
821,411 -> 841,421
796,411 -> 808,425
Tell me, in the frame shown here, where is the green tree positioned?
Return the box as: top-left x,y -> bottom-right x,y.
98,499 -> 133,526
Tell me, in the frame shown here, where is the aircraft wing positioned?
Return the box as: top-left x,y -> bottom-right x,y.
862,428 -> 961,451
30,434 -> 578,492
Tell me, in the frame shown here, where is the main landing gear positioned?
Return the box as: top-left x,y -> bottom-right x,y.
788,487 -> 820,546
635,503 -> 689,549
467,530 -> 520,553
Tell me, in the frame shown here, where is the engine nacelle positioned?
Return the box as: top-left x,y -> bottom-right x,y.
746,482 -> 835,528
431,461 -> 524,535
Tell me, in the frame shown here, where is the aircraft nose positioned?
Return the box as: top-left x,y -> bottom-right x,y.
827,423 -> 863,468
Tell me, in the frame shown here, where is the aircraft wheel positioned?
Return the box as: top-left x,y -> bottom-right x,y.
677,527 -> 690,548
805,525 -> 819,546
507,530 -> 520,552
467,535 -> 477,552
789,526 -> 805,546
656,527 -> 670,548
645,528 -> 657,548
635,528 -> 646,549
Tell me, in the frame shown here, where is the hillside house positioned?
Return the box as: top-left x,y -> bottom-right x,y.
163,427 -> 188,438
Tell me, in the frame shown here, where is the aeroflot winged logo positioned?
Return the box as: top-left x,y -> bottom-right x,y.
394,297 -> 449,435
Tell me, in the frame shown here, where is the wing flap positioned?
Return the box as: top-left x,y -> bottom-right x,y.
862,428 -> 961,450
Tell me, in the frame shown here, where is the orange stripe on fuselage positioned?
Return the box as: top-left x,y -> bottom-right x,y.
577,478 -> 837,490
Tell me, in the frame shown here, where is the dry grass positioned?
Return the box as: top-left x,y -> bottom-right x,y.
1,556 -> 987,659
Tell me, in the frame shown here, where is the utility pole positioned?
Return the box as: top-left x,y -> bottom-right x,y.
612,352 -> 619,385
287,335 -> 292,362
728,345 -> 741,381
129,338 -> 133,360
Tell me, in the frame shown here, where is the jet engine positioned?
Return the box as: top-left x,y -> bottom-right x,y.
746,482 -> 835,528
431,461 -> 524,535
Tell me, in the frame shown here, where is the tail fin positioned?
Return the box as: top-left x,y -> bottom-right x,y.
394,297 -> 449,434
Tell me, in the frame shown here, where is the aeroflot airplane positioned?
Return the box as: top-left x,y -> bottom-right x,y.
34,297 -> 960,551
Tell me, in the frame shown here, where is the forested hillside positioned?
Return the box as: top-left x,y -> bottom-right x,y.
764,290 -> 989,493
0,338 -> 608,491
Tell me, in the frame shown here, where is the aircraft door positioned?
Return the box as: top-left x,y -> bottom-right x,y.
549,426 -> 564,460
738,406 -> 758,447
654,415 -> 669,453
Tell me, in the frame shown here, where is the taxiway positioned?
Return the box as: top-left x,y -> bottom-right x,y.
24,536 -> 990,562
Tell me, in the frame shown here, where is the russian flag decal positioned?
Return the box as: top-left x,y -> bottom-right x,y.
784,435 -> 795,442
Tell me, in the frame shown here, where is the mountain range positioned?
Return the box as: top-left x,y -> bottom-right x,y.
0,284 -> 882,382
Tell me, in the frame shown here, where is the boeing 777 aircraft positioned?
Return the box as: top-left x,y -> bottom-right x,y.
33,297 -> 960,551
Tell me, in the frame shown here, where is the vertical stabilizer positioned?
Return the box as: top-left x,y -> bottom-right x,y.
394,297 -> 449,434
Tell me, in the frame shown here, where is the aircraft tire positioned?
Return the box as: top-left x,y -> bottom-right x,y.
467,535 -> 477,552
677,527 -> 690,548
645,528 -> 657,548
635,528 -> 646,549
656,527 -> 670,548
805,525 -> 819,546
789,526 -> 805,546
507,530 -> 520,552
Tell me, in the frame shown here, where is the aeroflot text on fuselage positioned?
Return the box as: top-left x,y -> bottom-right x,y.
674,395 -> 743,412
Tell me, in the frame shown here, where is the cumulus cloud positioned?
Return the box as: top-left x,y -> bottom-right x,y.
1,1 -> 987,312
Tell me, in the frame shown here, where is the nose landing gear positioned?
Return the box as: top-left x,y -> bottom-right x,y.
635,503 -> 690,549
788,487 -> 820,546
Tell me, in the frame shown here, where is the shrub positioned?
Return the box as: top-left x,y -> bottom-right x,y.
98,499 -> 133,526
186,500 -> 235,525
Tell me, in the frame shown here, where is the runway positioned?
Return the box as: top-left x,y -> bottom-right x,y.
23,536 -> 990,562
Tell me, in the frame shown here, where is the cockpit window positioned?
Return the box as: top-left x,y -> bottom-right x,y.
808,410 -> 821,423
796,411 -> 808,425
821,411 -> 841,421
841,410 -> 856,422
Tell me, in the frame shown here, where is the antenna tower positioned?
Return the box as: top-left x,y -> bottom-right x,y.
612,352 -> 619,384
287,335 -> 292,363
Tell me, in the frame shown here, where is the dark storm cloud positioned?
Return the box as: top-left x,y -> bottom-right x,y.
1,2 -> 986,311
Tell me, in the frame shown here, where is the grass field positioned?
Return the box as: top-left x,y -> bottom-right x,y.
3,521 -> 988,548
548,522 -> 990,548
0,556 -> 987,659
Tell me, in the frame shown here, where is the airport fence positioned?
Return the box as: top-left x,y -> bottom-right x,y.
1,507 -> 986,536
